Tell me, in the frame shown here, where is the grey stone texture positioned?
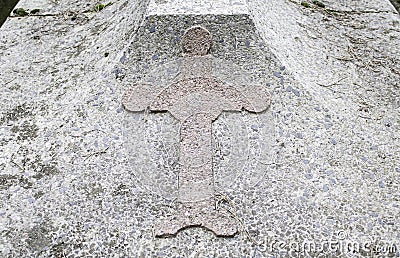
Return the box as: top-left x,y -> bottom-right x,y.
0,0 -> 399,257
147,0 -> 249,15
123,26 -> 270,236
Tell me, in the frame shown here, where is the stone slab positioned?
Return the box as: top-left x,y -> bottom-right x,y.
147,0 -> 249,15
0,0 -> 399,256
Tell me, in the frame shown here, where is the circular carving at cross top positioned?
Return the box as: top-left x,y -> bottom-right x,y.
181,26 -> 212,56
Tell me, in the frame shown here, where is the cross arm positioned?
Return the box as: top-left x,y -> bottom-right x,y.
122,83 -> 159,112
145,78 -> 271,116
237,84 -> 271,113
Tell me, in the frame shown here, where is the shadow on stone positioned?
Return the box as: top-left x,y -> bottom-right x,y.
0,0 -> 20,28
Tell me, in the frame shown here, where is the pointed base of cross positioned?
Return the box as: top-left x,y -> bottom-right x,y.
154,200 -> 238,237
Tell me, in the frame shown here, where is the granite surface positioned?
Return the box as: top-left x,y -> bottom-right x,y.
0,0 -> 399,257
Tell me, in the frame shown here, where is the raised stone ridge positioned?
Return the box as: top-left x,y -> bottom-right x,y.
147,0 -> 249,15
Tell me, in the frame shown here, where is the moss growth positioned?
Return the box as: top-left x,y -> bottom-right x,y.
312,0 -> 325,8
94,3 -> 105,11
30,8 -> 40,14
93,2 -> 113,12
13,8 -> 28,16
301,2 -> 310,8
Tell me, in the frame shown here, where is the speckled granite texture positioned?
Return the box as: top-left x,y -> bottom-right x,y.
123,26 -> 271,237
0,0 -> 399,257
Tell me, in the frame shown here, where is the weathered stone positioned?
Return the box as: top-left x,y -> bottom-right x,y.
123,26 -> 270,236
0,0 -> 399,256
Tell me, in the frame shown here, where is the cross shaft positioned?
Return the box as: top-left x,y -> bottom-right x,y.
122,26 -> 271,236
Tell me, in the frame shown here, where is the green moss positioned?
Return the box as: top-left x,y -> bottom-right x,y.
30,9 -> 40,14
301,2 -> 310,8
94,3 -> 105,11
13,8 -> 28,16
93,2 -> 113,12
312,0 -> 325,8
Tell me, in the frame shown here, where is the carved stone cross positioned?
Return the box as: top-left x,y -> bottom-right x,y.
122,26 -> 271,237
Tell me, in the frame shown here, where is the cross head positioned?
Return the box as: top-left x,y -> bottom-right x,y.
122,26 -> 271,237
